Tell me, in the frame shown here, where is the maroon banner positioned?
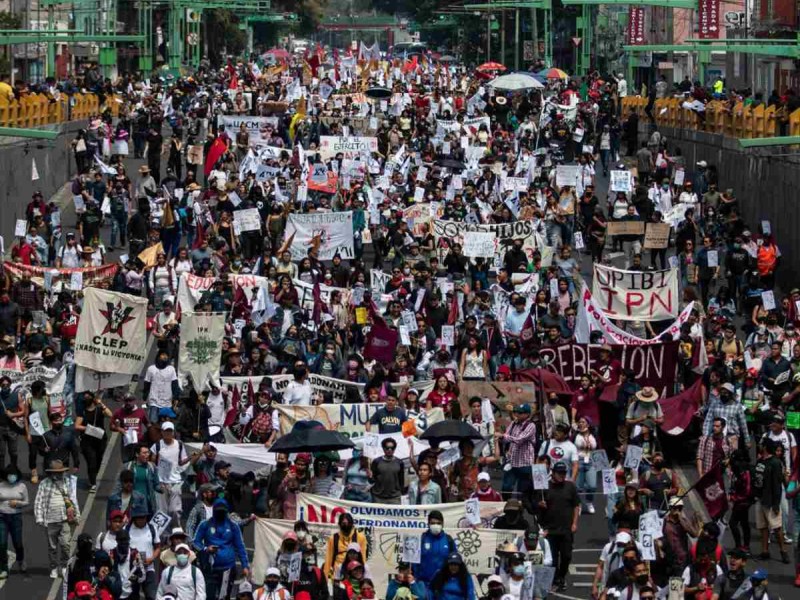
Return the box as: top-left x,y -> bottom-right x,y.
698,0 -> 720,39
364,322 -> 399,364
537,342 -> 679,398
658,379 -> 703,435
626,7 -> 646,45
693,466 -> 728,519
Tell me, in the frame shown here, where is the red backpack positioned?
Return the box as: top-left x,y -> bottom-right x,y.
249,409 -> 273,441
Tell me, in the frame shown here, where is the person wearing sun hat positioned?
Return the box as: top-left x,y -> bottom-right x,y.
625,386 -> 664,437
34,459 -> 81,579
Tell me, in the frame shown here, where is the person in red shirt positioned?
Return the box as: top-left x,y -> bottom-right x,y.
110,394 -> 150,462
426,375 -> 458,415
10,237 -> 39,266
471,471 -> 502,502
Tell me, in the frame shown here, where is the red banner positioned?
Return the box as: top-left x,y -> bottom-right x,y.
693,466 -> 728,519
626,7 -> 646,45
698,0 -> 720,39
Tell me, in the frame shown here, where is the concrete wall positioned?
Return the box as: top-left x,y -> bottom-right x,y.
648,124 -> 800,290
0,122 -> 83,250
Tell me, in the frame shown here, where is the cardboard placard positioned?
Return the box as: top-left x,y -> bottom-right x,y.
644,223 -> 670,249
606,221 -> 645,236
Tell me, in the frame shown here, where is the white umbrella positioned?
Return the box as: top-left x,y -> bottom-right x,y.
488,72 -> 544,91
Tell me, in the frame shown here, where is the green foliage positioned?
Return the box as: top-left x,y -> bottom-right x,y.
0,11 -> 22,30
206,10 -> 247,60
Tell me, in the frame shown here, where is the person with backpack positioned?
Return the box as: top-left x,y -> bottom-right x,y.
156,543 -> 205,599
193,498 -> 250,600
324,512 -> 367,581
127,506 -> 161,599
255,567 -> 292,600
150,421 -> 190,528
637,451 -> 679,514
293,541 -> 329,600
413,511 -> 456,587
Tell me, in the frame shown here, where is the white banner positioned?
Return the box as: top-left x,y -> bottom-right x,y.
74,288 -> 149,374
75,366 -> 133,393
179,312 -> 226,392
292,278 -> 352,311
463,232 -> 497,258
233,208 -> 262,233
297,492 -> 504,529
177,273 -> 215,313
217,115 -> 280,147
592,264 -> 679,321
275,403 -> 442,437
253,518 -> 519,597
319,136 -> 378,160
575,284 -> 694,344
286,212 -> 354,260
229,273 -> 270,305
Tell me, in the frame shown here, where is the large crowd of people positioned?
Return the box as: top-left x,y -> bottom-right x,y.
0,45 -> 793,600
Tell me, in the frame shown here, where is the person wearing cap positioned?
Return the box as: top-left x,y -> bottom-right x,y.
760,341 -> 792,398
143,348 -> 180,425
42,409 -> 80,473
96,507 -> 127,553
34,459 -> 81,579
424,550 -> 473,600
493,499 -> 530,532
156,541 -> 205,599
150,420 -> 190,527
703,379 -> 752,449
661,495 -> 702,576
237,580 -> 255,600
712,548 -> 750,600
497,402 -> 537,498
193,498 -> 250,599
472,471 -> 502,502
535,461 -> 579,591
254,566 -> 291,600
387,561 -> 427,600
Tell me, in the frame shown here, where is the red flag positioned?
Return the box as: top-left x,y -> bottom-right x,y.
229,74 -> 239,90
312,281 -> 327,325
247,377 -> 255,408
223,386 -> 241,428
204,137 -> 227,177
402,56 -> 418,74
191,222 -> 205,250
447,291 -> 459,326
520,314 -> 536,349
232,285 -> 251,321
364,322 -> 399,364
307,53 -> 321,77
693,466 -> 729,520
658,379 -> 703,435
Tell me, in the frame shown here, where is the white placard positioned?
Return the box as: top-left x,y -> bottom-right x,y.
706,250 -> 718,268
601,468 -> 617,495
555,165 -> 580,188
549,277 -> 559,299
464,498 -> 481,525
233,208 -> 261,232
574,232 -> 585,250
610,170 -> 632,192
399,325 -> 411,346
29,411 -> 46,437
673,169 -> 685,186
401,310 -> 418,332
624,445 -> 643,470
668,255 -> 679,269
463,231 -> 496,258
124,429 -> 139,446
287,551 -> 302,582
84,424 -> 105,439
532,464 -> 549,490
590,449 -> 609,470
762,290 -> 776,311
414,187 -> 425,202
14,218 -> 30,238
640,532 -> 656,560
400,534 -> 422,563
761,220 -> 771,235
417,166 -> 428,182
638,510 -> 663,539
441,325 -> 455,347
70,272 -> 83,291
149,511 -> 171,537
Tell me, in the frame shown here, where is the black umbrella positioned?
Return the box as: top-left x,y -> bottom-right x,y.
436,157 -> 467,171
419,419 -> 484,443
268,428 -> 355,453
366,86 -> 392,99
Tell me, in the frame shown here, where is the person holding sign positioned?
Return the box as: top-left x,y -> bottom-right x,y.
74,391 -> 113,493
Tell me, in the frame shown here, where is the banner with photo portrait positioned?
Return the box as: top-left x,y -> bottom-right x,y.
286,211 -> 355,260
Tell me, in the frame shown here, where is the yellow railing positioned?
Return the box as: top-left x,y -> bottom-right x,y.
0,92 -> 122,129
622,96 -> 800,139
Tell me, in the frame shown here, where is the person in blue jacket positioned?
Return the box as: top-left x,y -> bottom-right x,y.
413,510 -> 456,586
386,561 -> 427,600
429,553 -> 476,600
193,498 -> 250,600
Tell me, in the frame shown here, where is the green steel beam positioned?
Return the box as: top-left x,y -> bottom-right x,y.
464,2 -> 550,9
0,128 -> 60,140
623,43 -> 800,57
739,136 -> 800,148
563,0 -> 694,5
0,34 -> 145,45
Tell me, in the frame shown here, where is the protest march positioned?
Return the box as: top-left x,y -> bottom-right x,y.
0,31 -> 794,600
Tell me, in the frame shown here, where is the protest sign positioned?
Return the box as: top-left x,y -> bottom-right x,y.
286,211 -> 354,260
592,264 -> 679,321
433,219 -> 542,262
74,288 -> 149,375
590,449 -> 609,470
179,312 -> 226,392
532,464 -> 549,490
14,219 -> 26,237
319,135 -> 378,160
254,518 -> 523,598
610,170 -> 633,192
644,223 -> 670,249
464,498 -> 482,525
298,493 -> 504,528
217,115 -> 280,146
601,469 -> 617,494
555,165 -> 580,187
233,208 -> 261,232
606,221 -> 645,236
624,445 -> 643,470
176,273 -> 216,313
149,511 -> 172,537
463,231 -> 497,258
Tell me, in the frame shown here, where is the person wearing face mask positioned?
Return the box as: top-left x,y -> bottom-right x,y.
283,361 -> 313,406
111,395 -> 151,462
156,543 -> 205,600
74,392 -> 112,492
536,461 -> 579,592
0,374 -> 23,473
387,562 -> 427,600
0,464 -> 28,578
324,513 -> 367,581
34,459 -> 81,579
255,567 -> 291,600
499,552 -> 534,600
413,511 -> 456,587
638,451 -> 679,514
43,410 -> 80,472
294,541 -> 329,600
193,498 -> 250,600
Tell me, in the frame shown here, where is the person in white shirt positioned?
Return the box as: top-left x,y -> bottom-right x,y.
205,382 -> 228,442
128,508 -> 161,598
151,422 -> 190,527
537,423 -> 580,480
57,233 -> 82,268
156,543 -> 205,600
678,181 -> 699,210
282,363 -> 313,406
96,509 -> 126,553
504,297 -> 529,337
144,350 -> 180,422
648,179 -> 673,215
254,567 -> 292,600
